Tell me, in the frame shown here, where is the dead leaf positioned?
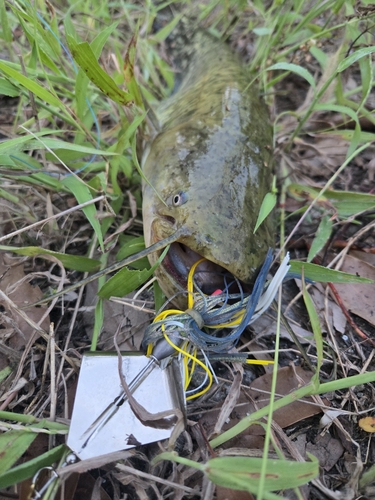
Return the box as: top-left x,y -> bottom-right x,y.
0,254 -> 50,351
293,433 -> 307,457
350,250 -> 375,267
333,254 -> 375,327
60,473 -> 80,500
245,366 -> 323,429
358,416 -> 375,433
72,473 -> 112,500
306,432 -> 344,471
252,313 -> 313,344
292,135 -> 348,177
214,363 -> 243,436
294,280 -> 347,334
57,451 -> 134,477
202,366 -> 324,444
83,281 -> 151,351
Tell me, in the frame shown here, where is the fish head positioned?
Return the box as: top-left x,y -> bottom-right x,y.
142,121 -> 274,308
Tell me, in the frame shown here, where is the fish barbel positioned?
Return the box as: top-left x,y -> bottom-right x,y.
142,30 -> 274,307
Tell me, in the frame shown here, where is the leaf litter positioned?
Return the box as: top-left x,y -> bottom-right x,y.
0,254 -> 50,364
1,1 -> 375,499
333,253 -> 375,327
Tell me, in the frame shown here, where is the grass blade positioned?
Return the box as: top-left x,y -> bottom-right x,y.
98,246 -> 169,298
67,36 -> 133,106
61,176 -> 104,251
0,245 -> 100,272
289,260 -> 373,284
0,77 -> 19,96
0,60 -> 62,108
307,215 -> 333,263
337,46 -> 375,72
302,273 -> 323,374
0,0 -> 12,42
205,455 -> 319,492
153,452 -> 318,496
0,444 -> 66,489
254,188 -> 277,234
0,422 -> 49,479
266,62 -> 316,90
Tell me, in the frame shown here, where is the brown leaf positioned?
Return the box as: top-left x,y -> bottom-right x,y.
57,451 -> 134,477
60,472 -> 80,500
333,254 -> 375,327
0,254 -> 50,351
214,364 -> 243,436
245,365 -> 323,429
294,280 -> 347,334
350,250 -> 375,267
72,473 -> 112,500
202,366 -> 324,445
83,282 -> 151,351
293,135 -> 348,177
252,313 -> 314,344
306,432 -> 344,471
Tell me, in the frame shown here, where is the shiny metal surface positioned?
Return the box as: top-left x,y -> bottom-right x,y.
67,352 -> 185,460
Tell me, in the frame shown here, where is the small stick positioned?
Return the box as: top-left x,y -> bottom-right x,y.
0,196 -> 105,243
25,227 -> 187,307
49,323 -> 56,450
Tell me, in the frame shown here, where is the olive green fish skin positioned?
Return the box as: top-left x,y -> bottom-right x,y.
142,32 -> 274,302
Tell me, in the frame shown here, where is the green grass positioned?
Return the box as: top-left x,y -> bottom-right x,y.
0,0 -> 375,498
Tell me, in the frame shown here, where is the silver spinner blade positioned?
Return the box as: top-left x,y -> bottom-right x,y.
67,351 -> 185,460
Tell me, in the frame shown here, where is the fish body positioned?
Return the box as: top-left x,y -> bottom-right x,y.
142,31 -> 274,307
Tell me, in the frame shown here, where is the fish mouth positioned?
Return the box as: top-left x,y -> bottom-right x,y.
162,242 -> 232,295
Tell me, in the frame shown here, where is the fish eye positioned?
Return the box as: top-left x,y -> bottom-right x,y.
171,192 -> 188,207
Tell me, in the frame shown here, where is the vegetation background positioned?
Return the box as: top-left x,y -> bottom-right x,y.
0,0 -> 375,498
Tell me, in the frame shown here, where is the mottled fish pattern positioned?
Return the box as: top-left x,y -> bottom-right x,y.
142,29 -> 274,306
